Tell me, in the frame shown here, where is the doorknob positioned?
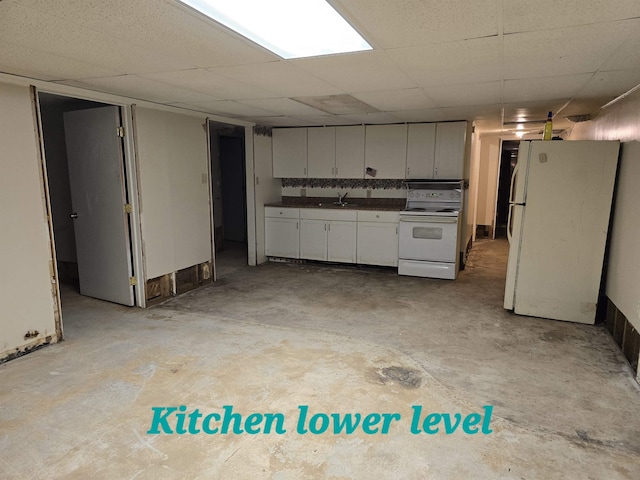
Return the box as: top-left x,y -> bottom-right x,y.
70,213 -> 78,219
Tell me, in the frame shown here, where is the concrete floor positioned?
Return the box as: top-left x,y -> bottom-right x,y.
1,239 -> 639,479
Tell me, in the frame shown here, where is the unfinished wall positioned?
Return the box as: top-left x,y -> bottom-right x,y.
566,90 -> 640,375
134,107 -> 212,280
476,136 -> 500,229
0,83 -> 58,360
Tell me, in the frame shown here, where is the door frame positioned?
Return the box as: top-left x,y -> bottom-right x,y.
34,88 -> 147,310
207,119 -> 257,274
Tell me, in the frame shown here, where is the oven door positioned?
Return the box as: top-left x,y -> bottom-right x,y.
398,215 -> 458,262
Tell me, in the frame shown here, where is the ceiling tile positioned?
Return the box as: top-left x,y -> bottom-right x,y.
58,75 -> 219,104
502,100 -> 572,123
601,21 -> 640,71
332,0 -> 499,48
387,36 -> 503,87
439,105 -> 503,121
248,116 -> 304,127
504,73 -> 593,103
8,0 -> 277,69
577,70 -> 640,99
504,21 -> 637,79
141,69 -> 275,100
208,62 -> 343,97
425,81 -> 502,107
503,0 -> 640,34
336,112 -> 402,124
389,109 -> 446,123
175,100 -> 277,118
0,2 -> 192,75
0,41 -> 119,81
291,51 -> 417,93
352,88 -> 437,111
236,98 -> 327,116
289,115 -> 350,126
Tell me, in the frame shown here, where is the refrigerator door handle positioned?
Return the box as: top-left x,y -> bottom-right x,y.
507,203 -> 514,243
509,161 -> 520,204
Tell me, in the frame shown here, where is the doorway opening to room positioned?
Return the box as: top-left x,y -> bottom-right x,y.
38,92 -> 138,310
494,140 -> 520,239
208,121 -> 248,278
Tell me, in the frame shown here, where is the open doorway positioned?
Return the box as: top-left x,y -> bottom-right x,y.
494,140 -> 520,239
209,121 -> 248,278
38,92 -> 137,307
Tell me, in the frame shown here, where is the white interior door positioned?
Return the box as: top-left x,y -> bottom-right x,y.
64,106 -> 135,306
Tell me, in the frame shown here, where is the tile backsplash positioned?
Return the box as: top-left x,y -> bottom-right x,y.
281,178 -> 406,190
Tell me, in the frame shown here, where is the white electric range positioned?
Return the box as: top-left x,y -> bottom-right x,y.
398,182 -> 463,280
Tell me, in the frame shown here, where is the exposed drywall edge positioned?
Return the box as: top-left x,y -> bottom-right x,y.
31,86 -> 63,341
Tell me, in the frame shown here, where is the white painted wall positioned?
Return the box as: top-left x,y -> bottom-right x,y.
253,134 -> 281,264
135,107 -> 212,279
566,90 -> 640,334
476,136 -> 500,228
0,83 -> 58,360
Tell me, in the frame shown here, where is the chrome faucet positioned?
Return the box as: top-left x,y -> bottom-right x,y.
336,192 -> 349,205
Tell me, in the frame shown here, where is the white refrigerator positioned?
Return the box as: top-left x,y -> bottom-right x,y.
503,140 -> 620,324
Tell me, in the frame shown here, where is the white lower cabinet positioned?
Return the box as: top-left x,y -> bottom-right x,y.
357,211 -> 399,267
300,209 -> 357,263
265,207 -> 300,258
265,207 -> 399,267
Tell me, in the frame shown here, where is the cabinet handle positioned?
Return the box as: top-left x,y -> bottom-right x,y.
407,167 -> 410,176
396,226 -> 398,235
335,167 -> 338,176
324,224 -> 327,231
297,222 -> 299,230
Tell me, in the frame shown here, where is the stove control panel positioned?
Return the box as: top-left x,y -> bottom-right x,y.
407,189 -> 462,202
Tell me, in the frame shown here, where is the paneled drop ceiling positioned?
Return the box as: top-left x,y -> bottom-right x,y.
1,0 -> 639,135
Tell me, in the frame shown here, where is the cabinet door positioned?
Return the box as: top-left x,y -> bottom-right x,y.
364,124 -> 407,179
327,221 -> 357,263
300,219 -> 327,261
273,128 -> 307,178
265,217 -> 299,258
434,122 -> 467,179
307,127 -> 336,178
357,223 -> 398,267
406,123 -> 436,179
335,126 -> 365,178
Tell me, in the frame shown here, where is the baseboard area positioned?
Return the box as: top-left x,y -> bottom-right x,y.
605,298 -> 640,378
145,261 -> 213,306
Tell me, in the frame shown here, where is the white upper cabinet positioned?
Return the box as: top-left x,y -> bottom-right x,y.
434,121 -> 467,179
272,128 -> 307,178
335,125 -> 365,178
307,127 -> 336,178
406,123 -> 436,179
364,124 -> 407,179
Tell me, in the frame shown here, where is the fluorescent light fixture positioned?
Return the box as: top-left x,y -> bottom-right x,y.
179,0 -> 372,59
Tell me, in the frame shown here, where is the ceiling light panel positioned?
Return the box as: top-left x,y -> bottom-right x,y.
178,0 -> 372,59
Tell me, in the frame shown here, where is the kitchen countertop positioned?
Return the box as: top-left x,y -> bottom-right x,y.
265,197 -> 406,212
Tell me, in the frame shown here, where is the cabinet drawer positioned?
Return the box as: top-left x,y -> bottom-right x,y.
357,210 -> 400,223
265,207 -> 299,219
300,208 -> 357,221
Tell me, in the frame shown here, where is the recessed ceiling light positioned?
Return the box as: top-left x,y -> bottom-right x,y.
179,0 -> 372,59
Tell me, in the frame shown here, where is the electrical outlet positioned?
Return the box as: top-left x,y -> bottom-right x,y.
366,189 -> 372,198
201,173 -> 208,184
301,188 -> 306,197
